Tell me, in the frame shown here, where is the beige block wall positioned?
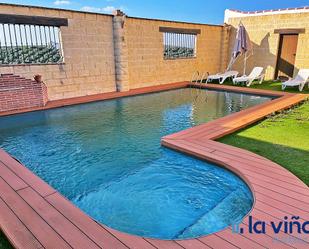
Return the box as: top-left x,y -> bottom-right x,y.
0,5 -> 116,100
0,4 -> 227,102
227,12 -> 309,80
125,17 -> 225,89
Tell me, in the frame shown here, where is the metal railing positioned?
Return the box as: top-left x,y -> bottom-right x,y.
163,32 -> 196,59
0,23 -> 63,65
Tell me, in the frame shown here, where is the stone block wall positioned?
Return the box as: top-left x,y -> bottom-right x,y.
125,17 -> 225,89
0,4 -> 116,101
226,10 -> 309,80
0,3 -> 226,107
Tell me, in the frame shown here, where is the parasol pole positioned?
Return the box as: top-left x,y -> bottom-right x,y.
244,51 -> 247,75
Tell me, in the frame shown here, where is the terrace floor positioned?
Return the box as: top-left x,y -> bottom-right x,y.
0,82 -> 308,249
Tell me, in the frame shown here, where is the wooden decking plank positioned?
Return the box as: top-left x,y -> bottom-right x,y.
0,149 -> 56,197
196,139 -> 269,161
201,142 -> 280,168
45,193 -> 128,249
247,209 -> 308,247
0,162 -> 28,191
254,185 -> 309,212
0,198 -> 43,249
0,178 -> 71,249
198,234 -> 239,249
145,238 -> 184,249
216,152 -> 295,179
183,125 -> 225,140
247,210 -> 308,245
164,123 -> 218,140
217,152 -> 300,181
234,162 -> 303,186
215,228 -> 265,249
211,147 -> 295,176
191,140 -> 289,172
210,151 -> 297,183
18,187 -> 101,249
175,239 -> 212,249
162,139 -> 231,166
248,177 -> 309,204
202,128 -> 240,140
254,192 -> 309,220
236,161 -> 299,182
104,226 -> 157,249
243,171 -> 309,195
196,127 -> 239,141
236,223 -> 294,249
252,203 -> 307,226
223,159 -> 308,189
172,139 -> 216,154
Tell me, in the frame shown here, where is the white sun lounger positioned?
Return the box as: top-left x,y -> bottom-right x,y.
282,69 -> 309,92
233,67 -> 264,87
206,71 -> 238,84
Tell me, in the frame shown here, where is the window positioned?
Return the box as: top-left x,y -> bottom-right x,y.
0,14 -> 68,65
160,27 -> 200,60
0,23 -> 63,65
163,32 -> 196,59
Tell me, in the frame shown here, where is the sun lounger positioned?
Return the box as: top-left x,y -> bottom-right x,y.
206,71 -> 238,84
233,67 -> 264,87
282,69 -> 309,92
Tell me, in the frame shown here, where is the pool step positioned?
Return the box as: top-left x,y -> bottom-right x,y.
175,189 -> 252,239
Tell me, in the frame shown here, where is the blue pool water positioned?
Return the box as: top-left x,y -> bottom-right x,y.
0,88 -> 271,239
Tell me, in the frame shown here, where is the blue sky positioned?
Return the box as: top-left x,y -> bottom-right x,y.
1,0 -> 309,24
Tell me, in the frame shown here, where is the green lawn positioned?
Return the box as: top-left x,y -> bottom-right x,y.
218,80 -> 309,94
0,231 -> 12,249
219,100 -> 309,185
248,80 -> 309,94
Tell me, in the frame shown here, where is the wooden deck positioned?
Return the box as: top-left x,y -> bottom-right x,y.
0,82 -> 308,249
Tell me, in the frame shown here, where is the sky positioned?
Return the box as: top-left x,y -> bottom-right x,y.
1,0 -> 309,24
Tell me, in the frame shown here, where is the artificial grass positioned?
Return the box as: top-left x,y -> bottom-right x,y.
0,231 -> 12,249
248,80 -> 309,94
218,100 -> 309,185
215,79 -> 309,94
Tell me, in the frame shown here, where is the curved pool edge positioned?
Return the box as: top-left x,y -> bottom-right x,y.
0,83 -> 308,249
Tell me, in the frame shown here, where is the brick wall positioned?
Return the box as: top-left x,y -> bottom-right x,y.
0,74 -> 48,112
226,11 -> 309,80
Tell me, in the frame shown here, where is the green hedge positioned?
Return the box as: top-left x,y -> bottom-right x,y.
0,46 -> 62,64
164,46 -> 194,59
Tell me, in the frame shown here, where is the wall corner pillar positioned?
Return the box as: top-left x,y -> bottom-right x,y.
112,10 -> 130,92
220,24 -> 231,72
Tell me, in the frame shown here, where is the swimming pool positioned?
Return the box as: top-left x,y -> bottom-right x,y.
0,88 -> 271,239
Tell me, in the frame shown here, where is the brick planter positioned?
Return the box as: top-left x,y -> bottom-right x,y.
0,74 -> 48,112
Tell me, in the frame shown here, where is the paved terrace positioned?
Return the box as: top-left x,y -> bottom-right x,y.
0,82 -> 308,249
